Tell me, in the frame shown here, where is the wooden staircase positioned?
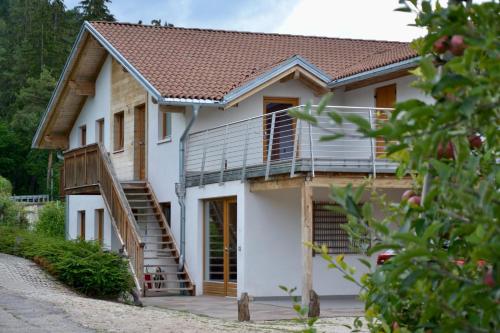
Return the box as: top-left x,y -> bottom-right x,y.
122,181 -> 195,296
62,143 -> 195,296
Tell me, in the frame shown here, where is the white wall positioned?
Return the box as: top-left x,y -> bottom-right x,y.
68,56 -> 112,150
66,195 -> 118,250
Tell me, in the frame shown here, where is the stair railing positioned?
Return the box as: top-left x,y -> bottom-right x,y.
63,143 -> 145,292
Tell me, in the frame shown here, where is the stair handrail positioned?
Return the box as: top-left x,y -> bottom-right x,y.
96,143 -> 144,245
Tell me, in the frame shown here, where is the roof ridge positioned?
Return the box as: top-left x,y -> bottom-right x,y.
88,21 -> 410,44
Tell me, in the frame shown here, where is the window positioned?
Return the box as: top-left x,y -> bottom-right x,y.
95,209 -> 104,245
313,202 -> 369,254
96,118 -> 104,144
160,202 -> 171,227
79,125 -> 87,146
77,210 -> 86,240
114,111 -> 124,151
158,110 -> 172,141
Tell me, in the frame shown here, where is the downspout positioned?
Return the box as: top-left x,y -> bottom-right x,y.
176,104 -> 200,269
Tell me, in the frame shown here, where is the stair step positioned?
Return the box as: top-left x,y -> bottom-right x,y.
130,206 -> 155,210
144,264 -> 179,268
125,193 -> 152,197
134,213 -> 161,216
145,241 -> 174,245
144,255 -> 178,259
128,199 -> 153,203
144,248 -> 175,252
144,271 -> 186,276
146,287 -> 193,292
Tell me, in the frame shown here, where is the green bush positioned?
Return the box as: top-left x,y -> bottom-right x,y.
0,176 -> 25,226
36,201 -> 65,238
0,176 -> 12,195
0,226 -> 133,298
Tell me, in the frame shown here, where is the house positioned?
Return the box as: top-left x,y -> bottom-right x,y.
33,21 -> 430,302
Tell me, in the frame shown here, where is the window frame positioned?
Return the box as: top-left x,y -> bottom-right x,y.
312,201 -> 369,255
158,110 -> 172,143
114,111 -> 125,152
95,209 -> 104,245
77,210 -> 86,240
79,125 -> 87,147
96,118 -> 104,144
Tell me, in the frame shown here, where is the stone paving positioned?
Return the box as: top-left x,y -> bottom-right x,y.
0,253 -> 365,332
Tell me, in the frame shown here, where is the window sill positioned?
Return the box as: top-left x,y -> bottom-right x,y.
112,149 -> 125,154
157,137 -> 172,145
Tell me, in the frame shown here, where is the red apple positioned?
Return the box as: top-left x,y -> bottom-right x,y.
401,190 -> 416,202
484,269 -> 495,288
449,35 -> 466,56
433,35 -> 448,54
408,196 -> 421,207
437,141 -> 455,159
468,134 -> 482,150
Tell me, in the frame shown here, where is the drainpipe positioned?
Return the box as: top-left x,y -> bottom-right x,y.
176,104 -> 200,269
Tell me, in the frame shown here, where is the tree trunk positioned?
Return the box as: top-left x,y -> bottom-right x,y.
308,289 -> 320,318
238,292 -> 250,321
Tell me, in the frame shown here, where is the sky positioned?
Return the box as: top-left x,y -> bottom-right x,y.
65,0 -> 426,42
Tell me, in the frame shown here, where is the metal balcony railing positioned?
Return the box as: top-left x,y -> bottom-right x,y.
185,105 -> 397,187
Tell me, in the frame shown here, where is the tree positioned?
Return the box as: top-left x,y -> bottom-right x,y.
293,1 -> 499,331
77,0 -> 115,22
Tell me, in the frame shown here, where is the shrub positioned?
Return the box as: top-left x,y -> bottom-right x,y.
0,176 -> 25,226
0,226 -> 133,298
0,176 -> 12,195
36,201 -> 65,238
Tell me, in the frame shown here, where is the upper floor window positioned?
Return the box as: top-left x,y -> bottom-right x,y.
159,110 -> 172,142
96,118 -> 104,144
79,125 -> 87,146
114,111 -> 124,151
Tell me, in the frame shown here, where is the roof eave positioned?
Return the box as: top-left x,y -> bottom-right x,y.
221,55 -> 332,105
328,57 -> 420,89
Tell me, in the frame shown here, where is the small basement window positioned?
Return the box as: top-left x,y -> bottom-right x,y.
114,111 -> 124,151
313,201 -> 369,254
158,110 -> 172,141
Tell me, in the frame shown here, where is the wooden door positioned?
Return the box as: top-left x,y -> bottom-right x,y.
204,197 -> 237,296
134,104 -> 146,180
375,84 -> 396,157
263,97 -> 299,162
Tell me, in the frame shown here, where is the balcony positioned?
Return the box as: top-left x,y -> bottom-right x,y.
185,106 -> 397,187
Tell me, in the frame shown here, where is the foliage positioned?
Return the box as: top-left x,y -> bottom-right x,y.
77,0 -> 115,22
0,175 -> 12,195
0,176 -> 26,226
293,1 -> 499,332
36,201 -> 65,238
0,226 -> 133,298
279,285 -> 318,333
0,0 -> 114,195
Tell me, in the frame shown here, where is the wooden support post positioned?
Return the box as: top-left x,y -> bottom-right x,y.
301,181 -> 313,307
238,292 -> 250,321
308,289 -> 320,318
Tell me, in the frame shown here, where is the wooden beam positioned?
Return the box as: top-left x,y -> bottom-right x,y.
344,70 -> 414,92
43,134 -> 68,149
159,105 -> 185,113
69,79 -> 95,96
310,175 -> 412,189
249,177 -> 304,192
301,181 -> 313,307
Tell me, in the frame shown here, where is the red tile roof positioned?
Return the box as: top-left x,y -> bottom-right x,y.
90,22 -> 417,101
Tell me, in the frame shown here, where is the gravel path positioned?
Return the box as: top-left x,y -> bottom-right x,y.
0,253 -> 362,332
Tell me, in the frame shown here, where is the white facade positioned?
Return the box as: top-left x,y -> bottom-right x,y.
64,55 -> 428,297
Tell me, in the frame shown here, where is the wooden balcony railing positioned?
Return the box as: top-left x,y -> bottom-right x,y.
63,143 -> 145,291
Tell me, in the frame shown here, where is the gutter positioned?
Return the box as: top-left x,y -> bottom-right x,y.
176,104 -> 200,269
328,57 -> 420,88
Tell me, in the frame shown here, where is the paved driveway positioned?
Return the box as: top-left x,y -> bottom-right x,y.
0,253 -> 362,332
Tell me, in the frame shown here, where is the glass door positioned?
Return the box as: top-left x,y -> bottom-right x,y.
204,197 -> 237,296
